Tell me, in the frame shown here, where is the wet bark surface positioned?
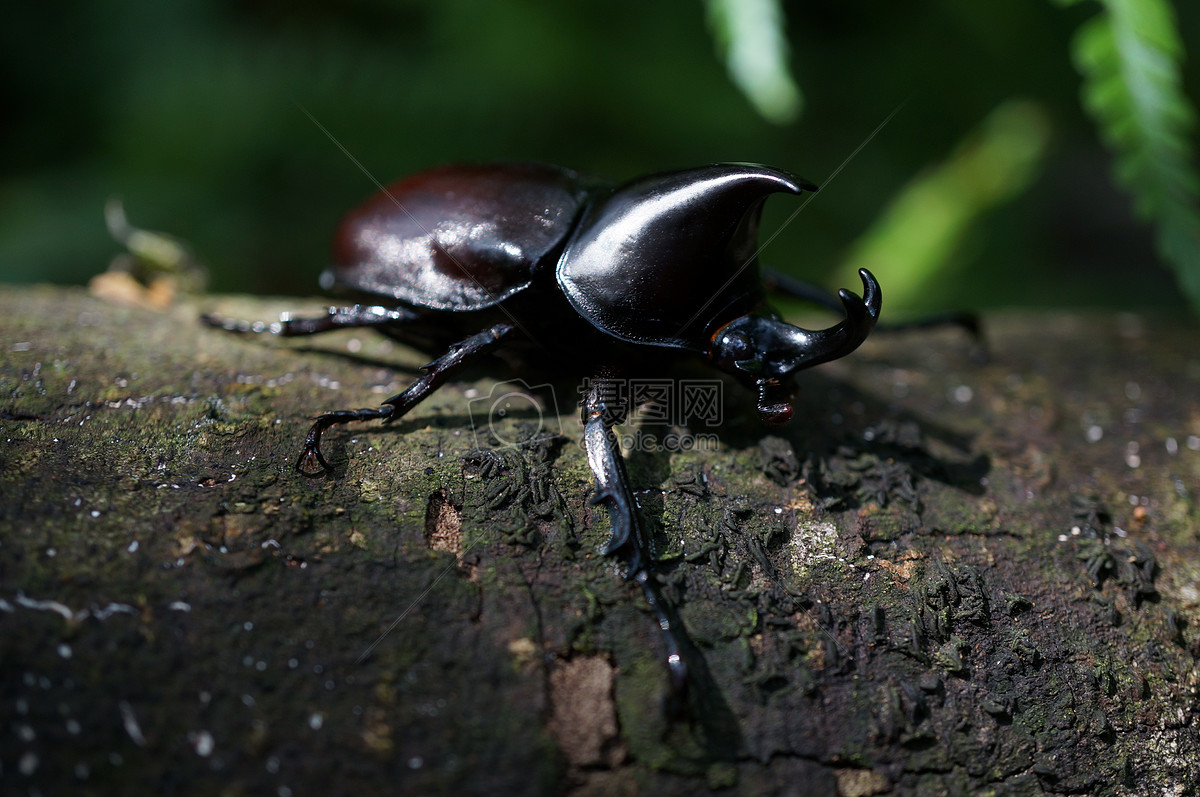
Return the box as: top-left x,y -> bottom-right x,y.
1,285 -> 1198,796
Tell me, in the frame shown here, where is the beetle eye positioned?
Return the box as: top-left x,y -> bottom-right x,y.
720,332 -> 751,361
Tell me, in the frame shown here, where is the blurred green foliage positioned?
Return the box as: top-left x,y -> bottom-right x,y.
1056,0 -> 1200,312
1,1 -> 1197,315
705,0 -> 803,123
834,102 -> 1051,306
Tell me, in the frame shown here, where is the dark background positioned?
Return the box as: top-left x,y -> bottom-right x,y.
2,1 -> 1197,315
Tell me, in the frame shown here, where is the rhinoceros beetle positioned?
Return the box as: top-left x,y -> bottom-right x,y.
206,162 -> 881,700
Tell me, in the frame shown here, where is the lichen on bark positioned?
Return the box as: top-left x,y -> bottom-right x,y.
1,285 -> 1198,795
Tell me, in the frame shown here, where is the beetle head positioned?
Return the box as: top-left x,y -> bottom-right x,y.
710,269 -> 881,424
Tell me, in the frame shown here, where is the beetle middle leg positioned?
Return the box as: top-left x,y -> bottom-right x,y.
581,376 -> 689,705
297,322 -> 517,474
204,303 -> 420,337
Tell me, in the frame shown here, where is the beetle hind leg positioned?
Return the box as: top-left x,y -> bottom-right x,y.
203,303 -> 420,337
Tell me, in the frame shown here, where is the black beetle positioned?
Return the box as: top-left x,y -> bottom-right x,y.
207,162 -> 881,698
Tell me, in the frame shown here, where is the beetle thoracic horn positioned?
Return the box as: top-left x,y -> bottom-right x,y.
556,164 -> 820,349
709,268 -> 882,423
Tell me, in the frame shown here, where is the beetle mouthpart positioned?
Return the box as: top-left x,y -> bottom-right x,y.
756,379 -> 795,425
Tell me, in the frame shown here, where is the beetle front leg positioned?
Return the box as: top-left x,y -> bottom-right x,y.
297,322 -> 517,474
581,377 -> 689,702
763,266 -> 981,342
761,267 -> 848,313
204,304 -> 420,337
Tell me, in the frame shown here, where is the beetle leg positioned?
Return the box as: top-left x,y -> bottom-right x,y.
297,322 -> 517,474
762,267 -> 848,313
763,266 -> 982,343
297,406 -> 396,474
203,304 -> 420,337
581,382 -> 639,564
581,378 -> 689,699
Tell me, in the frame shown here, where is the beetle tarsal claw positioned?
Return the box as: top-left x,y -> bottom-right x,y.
296,447 -> 329,477
296,425 -> 332,476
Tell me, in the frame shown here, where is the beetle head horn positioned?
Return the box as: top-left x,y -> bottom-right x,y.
709,269 -> 882,424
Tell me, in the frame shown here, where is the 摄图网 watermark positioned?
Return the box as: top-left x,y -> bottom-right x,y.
466,377 -> 726,453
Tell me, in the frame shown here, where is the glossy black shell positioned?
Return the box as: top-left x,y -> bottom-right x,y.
556,164 -> 813,350
328,163 -> 589,311
326,162 -> 816,354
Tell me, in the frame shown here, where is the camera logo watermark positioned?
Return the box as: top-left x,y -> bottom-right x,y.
466,379 -> 564,449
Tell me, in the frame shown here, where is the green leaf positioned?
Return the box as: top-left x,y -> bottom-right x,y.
1058,0 -> 1200,311
703,0 -> 803,124
836,102 -> 1050,313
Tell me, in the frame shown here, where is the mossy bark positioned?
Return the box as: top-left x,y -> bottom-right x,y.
1,285 -> 1197,795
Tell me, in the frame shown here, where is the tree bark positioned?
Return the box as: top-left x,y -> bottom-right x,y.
1,285 -> 1197,795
